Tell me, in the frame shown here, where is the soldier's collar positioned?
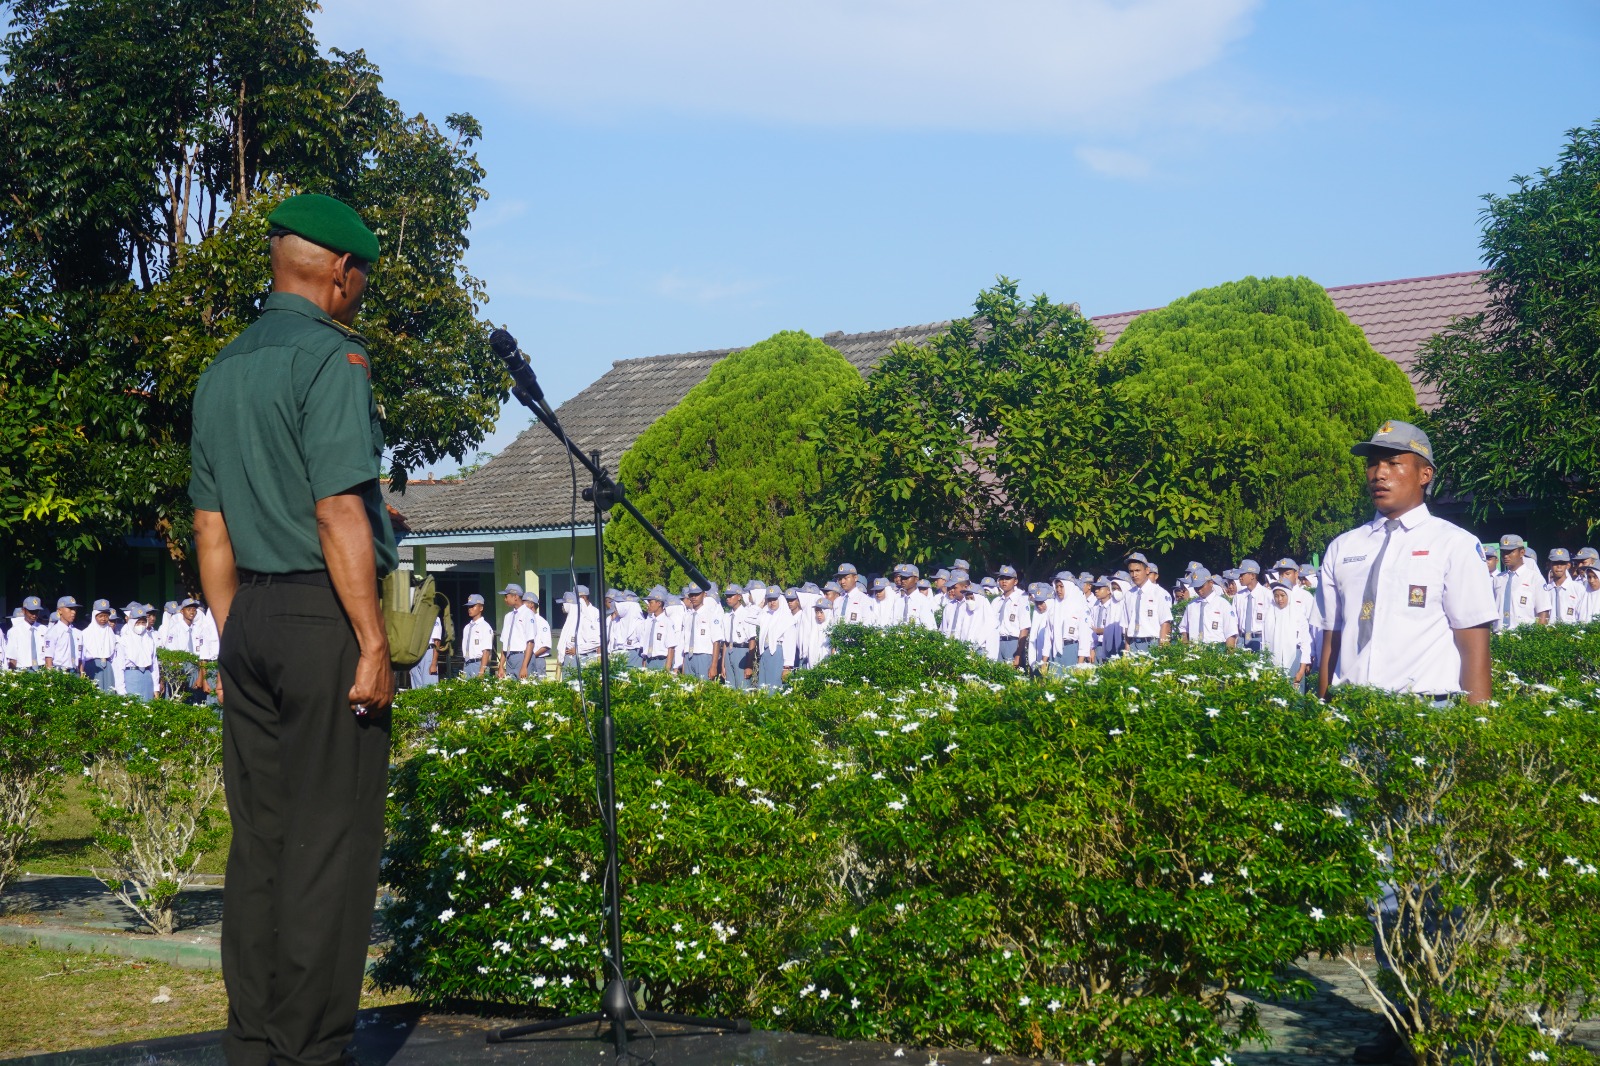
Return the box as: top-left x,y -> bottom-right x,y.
262,292 -> 369,342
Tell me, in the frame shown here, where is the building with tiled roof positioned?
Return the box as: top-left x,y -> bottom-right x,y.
400,271 -> 1487,617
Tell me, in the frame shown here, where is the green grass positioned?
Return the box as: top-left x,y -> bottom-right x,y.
0,943 -> 409,1055
17,776 -> 231,878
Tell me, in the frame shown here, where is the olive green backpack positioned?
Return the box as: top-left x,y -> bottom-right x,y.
382,570 -> 454,668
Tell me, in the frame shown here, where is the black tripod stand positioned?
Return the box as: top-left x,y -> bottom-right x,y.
483,331 -> 750,1055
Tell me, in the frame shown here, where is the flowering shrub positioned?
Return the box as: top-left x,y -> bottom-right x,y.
788,622 -> 1015,696
86,696 -> 226,934
0,670 -> 100,892
378,641 -> 1377,1063
1331,674 -> 1600,1065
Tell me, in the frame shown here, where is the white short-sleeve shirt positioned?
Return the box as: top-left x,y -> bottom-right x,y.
1545,579 -> 1584,626
1313,503 -> 1496,695
1180,590 -> 1238,644
1492,564 -> 1549,630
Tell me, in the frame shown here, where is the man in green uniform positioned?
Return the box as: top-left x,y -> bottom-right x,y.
189,193 -> 398,1066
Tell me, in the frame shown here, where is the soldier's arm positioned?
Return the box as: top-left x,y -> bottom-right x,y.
193,510 -> 241,636
316,490 -> 394,713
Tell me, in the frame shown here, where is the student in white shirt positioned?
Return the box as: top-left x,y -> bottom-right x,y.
1232,560 -> 1269,652
832,564 -> 877,627
559,586 -> 603,674
408,617 -> 444,689
1576,557 -> 1600,624
6,597 -> 45,671
679,584 -> 723,679
496,584 -> 533,679
1313,420 -> 1495,702
1543,548 -> 1583,625
1048,572 -> 1088,672
1120,553 -> 1171,653
718,585 -> 757,688
1492,534 -> 1550,629
992,565 -> 1030,667
116,606 -> 160,700
756,588 -> 793,690
614,593 -> 647,669
1179,569 -> 1238,647
804,600 -> 834,666
642,588 -> 679,671
82,599 -> 119,692
778,589 -> 807,679
1261,581 -> 1312,687
460,594 -> 495,678
1086,579 -> 1118,663
43,595 -> 84,674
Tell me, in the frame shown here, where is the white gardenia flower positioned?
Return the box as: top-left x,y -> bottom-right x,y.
1309,907 -> 1325,921
1411,756 -> 1426,768
851,997 -> 861,1009
438,908 -> 456,922
1199,872 -> 1214,885
819,989 -> 832,1000
1018,995 -> 1031,1007
511,886 -> 524,900
849,925 -> 859,938
1273,822 -> 1284,832
1537,867 -> 1550,879
1206,708 -> 1221,718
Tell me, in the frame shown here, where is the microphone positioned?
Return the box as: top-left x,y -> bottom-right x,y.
489,328 -> 547,408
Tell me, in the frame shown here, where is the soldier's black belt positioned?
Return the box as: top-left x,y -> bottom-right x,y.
238,569 -> 332,588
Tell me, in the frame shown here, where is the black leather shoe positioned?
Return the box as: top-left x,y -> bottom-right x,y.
1352,1027 -> 1411,1064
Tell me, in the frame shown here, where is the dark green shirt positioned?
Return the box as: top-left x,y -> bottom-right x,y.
189,292 -> 398,576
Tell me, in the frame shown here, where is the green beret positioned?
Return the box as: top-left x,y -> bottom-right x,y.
267,193 -> 380,263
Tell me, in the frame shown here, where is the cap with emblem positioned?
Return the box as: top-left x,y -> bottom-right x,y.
1273,558 -> 1299,573
1125,551 -> 1150,565
1549,548 -> 1571,563
1054,570 -> 1074,583
647,586 -> 668,602
92,598 -> 111,613
526,590 -> 541,604
835,563 -> 858,576
498,583 -> 523,596
180,597 -> 200,609
917,578 -> 930,589
560,591 -> 576,605
1077,571 -> 1093,583
466,593 -> 485,606
784,588 -> 800,601
870,577 -> 889,591
823,580 -> 843,594
1093,577 -> 1111,590
165,601 -> 179,614
764,587 -> 781,601
947,570 -> 970,585
1188,567 -> 1213,587
1575,547 -> 1598,563
801,582 -> 821,595
267,193 -> 381,263
1222,569 -> 1240,582
57,595 -> 81,609
125,605 -> 147,620
1114,570 -> 1132,584
1238,559 -> 1261,575
1148,561 -> 1160,573
1499,534 -> 1527,550
684,582 -> 704,596
724,583 -> 744,596
1351,419 -> 1435,467
123,600 -> 143,615
997,564 -> 1018,579
22,596 -> 42,611
981,576 -> 998,591
902,563 -> 920,578
575,584 -> 590,598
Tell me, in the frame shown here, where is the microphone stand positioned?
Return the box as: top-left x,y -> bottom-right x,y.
485,373 -> 749,1053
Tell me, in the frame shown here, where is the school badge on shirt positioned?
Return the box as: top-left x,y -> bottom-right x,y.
1408,585 -> 1428,608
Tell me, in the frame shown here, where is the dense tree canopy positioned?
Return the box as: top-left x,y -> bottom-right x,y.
1416,120 -> 1600,531
1114,276 -> 1419,558
0,0 -> 504,577
814,279 -> 1259,572
607,331 -> 863,591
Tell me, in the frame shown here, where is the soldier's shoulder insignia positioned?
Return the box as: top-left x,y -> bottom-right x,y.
346,351 -> 370,378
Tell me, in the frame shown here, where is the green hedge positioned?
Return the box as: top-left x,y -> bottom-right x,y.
378,628 -> 1600,1064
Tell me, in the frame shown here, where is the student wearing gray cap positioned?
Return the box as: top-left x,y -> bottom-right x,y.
83,599 -> 119,691
1491,534 -> 1548,630
1543,548 -> 1583,625
43,596 -> 84,675
1178,569 -> 1237,647
1120,553 -> 1171,653
992,565 -> 1030,667
1233,560 -> 1268,652
832,563 -> 877,627
460,594 -> 495,678
679,583 -> 721,679
718,585 -> 757,687
496,584 -> 533,680
6,598 -> 45,671
756,587 -> 792,690
642,588 -> 678,671
558,585 -> 603,675
1313,420 -> 1495,703
1086,578 -> 1117,662
116,605 -> 159,700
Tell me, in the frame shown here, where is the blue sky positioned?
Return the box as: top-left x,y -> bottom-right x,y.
313,0 -> 1600,474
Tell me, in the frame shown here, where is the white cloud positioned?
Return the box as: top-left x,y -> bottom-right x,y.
319,0 -> 1261,132
652,270 -> 766,304
1076,145 -> 1152,178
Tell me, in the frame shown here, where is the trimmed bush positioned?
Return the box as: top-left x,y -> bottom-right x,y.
607,330 -> 864,590
0,670 -> 100,892
377,638 -> 1380,1063
86,696 -> 226,934
1113,276 -> 1420,559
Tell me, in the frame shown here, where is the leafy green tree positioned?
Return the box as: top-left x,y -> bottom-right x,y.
0,0 -> 503,576
607,331 -> 862,590
1114,275 -> 1419,558
815,279 -> 1258,572
1416,120 -> 1600,531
